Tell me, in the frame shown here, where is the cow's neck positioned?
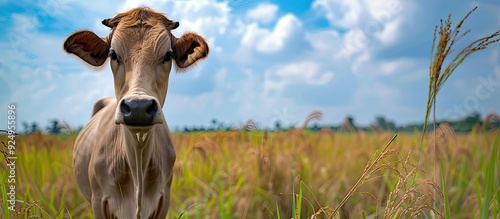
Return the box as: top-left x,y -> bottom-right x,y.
122,126 -> 154,218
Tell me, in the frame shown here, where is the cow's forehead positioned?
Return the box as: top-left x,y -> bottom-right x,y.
104,8 -> 178,58
110,28 -> 172,61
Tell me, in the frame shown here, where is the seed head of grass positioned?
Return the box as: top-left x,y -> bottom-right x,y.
422,6 -> 500,140
340,117 -> 357,133
331,134 -> 398,217
483,112 -> 500,129
384,171 -> 444,219
241,119 -> 257,131
301,111 -> 323,129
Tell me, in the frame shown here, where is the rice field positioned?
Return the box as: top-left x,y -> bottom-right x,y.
2,5 -> 500,219
1,125 -> 499,218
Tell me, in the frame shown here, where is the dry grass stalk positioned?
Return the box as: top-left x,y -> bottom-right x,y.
383,148 -> 444,218
369,124 -> 383,133
383,168 -> 444,219
331,134 -> 398,217
241,119 -> 258,131
309,206 -> 337,219
287,127 -> 309,150
1,139 -> 12,165
314,127 -> 335,147
192,136 -> 220,162
427,123 -> 457,161
301,111 -> 323,129
483,112 -> 500,129
339,117 -> 357,133
423,6 -> 500,139
58,120 -> 74,134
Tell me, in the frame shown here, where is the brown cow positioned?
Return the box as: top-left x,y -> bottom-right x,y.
63,7 -> 209,218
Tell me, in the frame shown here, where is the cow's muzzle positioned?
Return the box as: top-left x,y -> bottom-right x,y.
115,97 -> 162,126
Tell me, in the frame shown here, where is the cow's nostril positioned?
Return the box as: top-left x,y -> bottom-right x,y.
120,101 -> 132,116
146,101 -> 157,117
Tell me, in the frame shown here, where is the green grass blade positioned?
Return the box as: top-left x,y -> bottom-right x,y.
481,133 -> 499,218
296,181 -> 303,219
494,133 -> 500,219
276,199 -> 281,219
473,169 -> 483,213
292,178 -> 296,219
1,173 -> 11,218
441,164 -> 452,219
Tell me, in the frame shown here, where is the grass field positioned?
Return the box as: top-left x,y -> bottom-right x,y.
1,126 -> 499,218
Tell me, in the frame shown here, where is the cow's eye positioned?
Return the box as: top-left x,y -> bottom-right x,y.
162,50 -> 174,64
109,49 -> 119,62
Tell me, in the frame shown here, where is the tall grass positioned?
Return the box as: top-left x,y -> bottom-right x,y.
421,5 -> 500,219
423,6 -> 500,138
1,129 -> 498,218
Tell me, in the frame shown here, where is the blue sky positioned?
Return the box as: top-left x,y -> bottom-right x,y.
1,0 -> 500,131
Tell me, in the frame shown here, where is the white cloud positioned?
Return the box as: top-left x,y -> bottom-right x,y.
241,23 -> 269,46
10,14 -> 40,35
334,29 -> 370,60
314,0 -> 407,63
1,59 -> 115,127
313,0 -> 404,28
375,17 -> 402,45
312,0 -> 362,28
68,0 -> 121,16
350,50 -> 370,73
366,0 -> 403,22
173,3 -> 230,36
355,82 -> 402,106
246,3 -> 279,24
351,53 -> 416,77
241,13 -> 303,53
120,0 -> 230,37
490,49 -> 500,78
305,30 -> 342,57
214,68 -> 227,85
264,61 -> 334,93
8,14 -> 41,55
120,0 -> 151,10
377,59 -> 414,75
167,91 -> 223,114
229,69 -> 262,105
37,0 -> 74,17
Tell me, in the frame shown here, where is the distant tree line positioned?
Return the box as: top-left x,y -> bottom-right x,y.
21,119 -> 76,134
176,111 -> 498,133
16,111 -> 499,134
307,111 -> 498,133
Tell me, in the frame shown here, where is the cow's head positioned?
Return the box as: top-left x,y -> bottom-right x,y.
63,7 -> 208,130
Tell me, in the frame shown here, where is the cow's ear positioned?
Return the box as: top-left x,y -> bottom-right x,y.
172,32 -> 209,70
63,30 -> 110,66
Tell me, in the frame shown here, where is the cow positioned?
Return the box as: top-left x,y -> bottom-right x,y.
63,7 -> 209,218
